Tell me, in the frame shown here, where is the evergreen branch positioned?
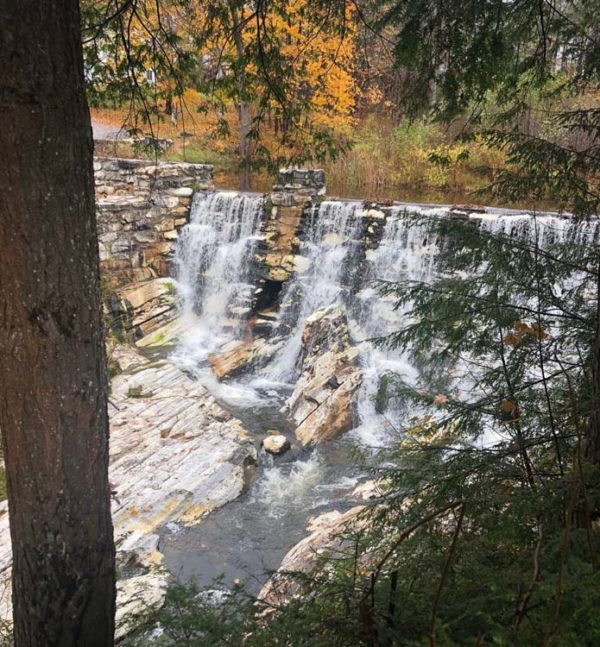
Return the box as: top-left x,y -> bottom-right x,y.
364,499 -> 465,604
430,502 -> 466,646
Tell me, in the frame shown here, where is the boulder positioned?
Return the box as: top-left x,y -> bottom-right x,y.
258,506 -> 364,606
262,435 -> 290,455
283,306 -> 362,445
208,339 -> 264,380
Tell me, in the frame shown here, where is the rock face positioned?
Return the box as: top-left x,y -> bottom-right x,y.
0,343 -> 256,635
107,277 -> 176,341
262,434 -> 291,455
110,356 -> 256,551
283,306 -> 363,445
109,354 -> 254,627
95,157 -> 213,288
258,506 -> 364,607
96,157 -> 214,346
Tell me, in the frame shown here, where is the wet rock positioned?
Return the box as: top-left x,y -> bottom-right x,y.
258,506 -> 364,606
283,306 -> 362,445
208,339 -> 264,380
264,253 -> 297,282
262,435 -> 290,455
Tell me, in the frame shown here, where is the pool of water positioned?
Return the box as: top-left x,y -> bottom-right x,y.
160,437 -> 367,594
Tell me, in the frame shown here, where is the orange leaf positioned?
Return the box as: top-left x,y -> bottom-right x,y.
503,332 -> 521,346
500,399 -> 517,414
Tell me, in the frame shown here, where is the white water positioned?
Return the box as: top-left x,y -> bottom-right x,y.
173,195 -> 600,448
267,200 -> 363,381
474,212 -> 600,245
251,452 -> 326,517
173,191 -> 264,366
349,209 -> 441,447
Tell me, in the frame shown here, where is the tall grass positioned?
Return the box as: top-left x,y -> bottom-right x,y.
325,115 -> 505,198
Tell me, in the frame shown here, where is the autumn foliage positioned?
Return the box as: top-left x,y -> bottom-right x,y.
83,0 -> 358,177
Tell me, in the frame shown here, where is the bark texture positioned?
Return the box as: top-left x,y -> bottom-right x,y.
0,2 -> 116,645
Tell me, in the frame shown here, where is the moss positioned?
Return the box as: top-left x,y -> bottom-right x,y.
145,330 -> 168,347
126,385 -> 144,398
0,468 -> 7,501
107,355 -> 122,380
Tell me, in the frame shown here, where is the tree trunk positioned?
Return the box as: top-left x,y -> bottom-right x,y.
228,1 -> 252,191
237,102 -> 252,191
0,3 -> 116,645
586,260 -> 600,468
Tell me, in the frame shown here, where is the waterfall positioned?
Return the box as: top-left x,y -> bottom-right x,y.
173,191 -> 264,365
349,209 -> 600,446
349,208 -> 441,446
267,200 -> 364,381
172,192 -> 599,428
474,212 -> 598,243
164,197 -> 600,591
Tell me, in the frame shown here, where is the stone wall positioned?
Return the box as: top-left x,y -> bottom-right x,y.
95,157 -> 213,340
260,168 -> 326,283
94,160 -> 387,343
95,157 -> 213,286
235,167 -> 327,343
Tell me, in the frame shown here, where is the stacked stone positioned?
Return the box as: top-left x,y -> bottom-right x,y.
94,157 -> 213,286
260,167 -> 326,283
273,167 -> 326,200
94,157 -> 212,196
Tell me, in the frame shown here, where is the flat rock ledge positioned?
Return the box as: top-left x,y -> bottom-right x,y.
0,348 -> 256,636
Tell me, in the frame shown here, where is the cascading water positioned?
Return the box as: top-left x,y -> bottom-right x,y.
474,211 -> 600,245
349,207 -> 442,447
173,191 -> 264,367
266,200 -> 363,381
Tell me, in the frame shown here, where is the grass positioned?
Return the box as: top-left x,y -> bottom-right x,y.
324,114 -> 506,201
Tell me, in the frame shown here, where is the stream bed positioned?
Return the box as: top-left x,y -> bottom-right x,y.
160,438 -> 365,594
